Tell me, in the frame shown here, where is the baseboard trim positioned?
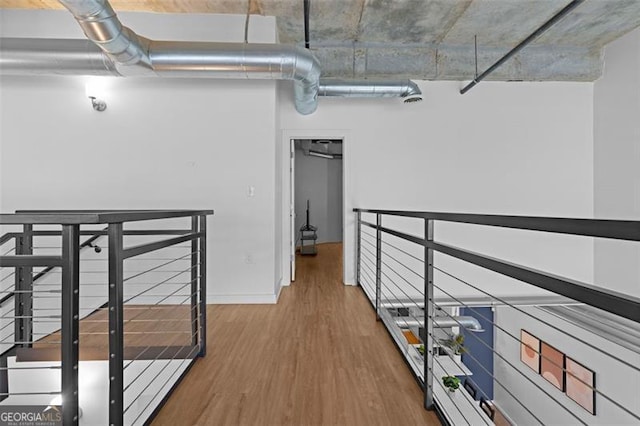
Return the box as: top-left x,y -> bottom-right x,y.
208,293 -> 278,304
275,279 -> 284,303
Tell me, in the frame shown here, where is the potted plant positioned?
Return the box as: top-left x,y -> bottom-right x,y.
439,333 -> 466,355
442,375 -> 461,392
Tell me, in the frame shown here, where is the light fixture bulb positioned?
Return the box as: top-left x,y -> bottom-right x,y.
85,76 -> 111,112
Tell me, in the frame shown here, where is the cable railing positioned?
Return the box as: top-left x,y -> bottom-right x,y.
354,208 -> 640,425
0,210 -> 212,426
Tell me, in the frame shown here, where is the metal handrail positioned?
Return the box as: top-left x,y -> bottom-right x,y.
0,216 -> 202,311
354,209 -> 640,322
1,209 -> 214,225
0,233 -> 18,246
353,208 -> 640,241
354,207 -> 640,422
0,226 -> 192,304
0,234 -> 17,306
0,209 -> 213,426
0,290 -> 16,307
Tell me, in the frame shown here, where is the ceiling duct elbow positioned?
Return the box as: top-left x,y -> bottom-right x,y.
400,80 -> 423,103
291,47 -> 321,115
318,79 -> 422,103
59,0 -> 152,73
55,0 -> 320,113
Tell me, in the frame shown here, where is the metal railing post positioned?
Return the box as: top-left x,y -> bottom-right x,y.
14,225 -> 33,347
375,213 -> 382,320
356,211 -> 361,286
424,218 -> 434,410
13,230 -> 24,345
61,224 -> 80,426
198,215 -> 207,357
108,223 -> 124,426
0,357 -> 7,403
191,216 -> 199,347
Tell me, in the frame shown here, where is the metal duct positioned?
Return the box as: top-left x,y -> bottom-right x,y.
59,0 -> 151,70
2,0 -> 321,114
0,0 -> 423,114
435,316 -> 484,332
0,38 -> 119,76
394,316 -> 485,332
148,41 -> 320,115
318,79 -> 422,102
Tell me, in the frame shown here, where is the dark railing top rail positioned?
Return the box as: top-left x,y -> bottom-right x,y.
27,230 -> 190,236
0,292 -> 15,307
355,209 -> 640,323
353,209 -> 640,241
123,231 -> 204,260
0,233 -> 18,246
432,240 -> 640,323
0,209 -> 213,225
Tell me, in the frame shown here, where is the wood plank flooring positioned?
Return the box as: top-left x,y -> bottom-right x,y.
152,243 -> 440,426
29,305 -> 194,361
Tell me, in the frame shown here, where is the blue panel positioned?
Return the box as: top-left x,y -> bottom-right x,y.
461,307 -> 494,400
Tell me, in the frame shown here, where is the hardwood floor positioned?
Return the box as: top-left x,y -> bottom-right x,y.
25,305 -> 194,361
152,243 -> 440,426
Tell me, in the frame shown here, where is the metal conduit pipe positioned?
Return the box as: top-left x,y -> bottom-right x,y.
460,0 -> 585,94
303,0 -> 311,49
54,0 -> 321,114
318,79 -> 423,102
393,315 -> 485,332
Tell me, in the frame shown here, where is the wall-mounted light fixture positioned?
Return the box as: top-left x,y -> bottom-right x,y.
88,96 -> 107,112
85,76 -> 110,112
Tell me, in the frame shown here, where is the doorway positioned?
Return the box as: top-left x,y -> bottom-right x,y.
290,138 -> 343,281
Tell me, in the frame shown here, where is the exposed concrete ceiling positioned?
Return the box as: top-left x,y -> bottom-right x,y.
1,0 -> 639,81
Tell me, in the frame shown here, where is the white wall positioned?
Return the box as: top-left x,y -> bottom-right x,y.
0,9 -> 281,304
326,156 -> 344,242
1,8 -> 605,302
494,306 -> 640,425
274,83 -> 284,297
280,81 -> 595,290
294,145 -> 343,244
594,27 -> 640,298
